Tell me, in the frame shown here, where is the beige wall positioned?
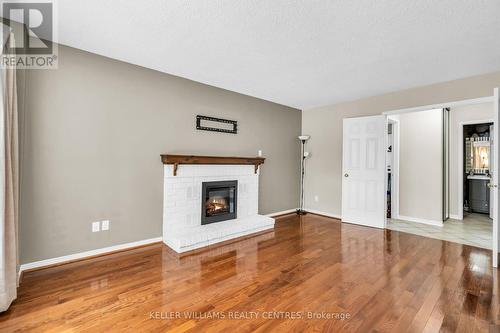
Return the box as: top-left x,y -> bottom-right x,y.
398,109 -> 442,222
302,71 -> 500,217
449,103 -> 494,217
20,45 -> 301,264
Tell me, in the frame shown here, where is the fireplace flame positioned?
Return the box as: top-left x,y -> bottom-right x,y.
206,196 -> 229,215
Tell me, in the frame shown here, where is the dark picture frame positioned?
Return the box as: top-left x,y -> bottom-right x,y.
196,115 -> 238,134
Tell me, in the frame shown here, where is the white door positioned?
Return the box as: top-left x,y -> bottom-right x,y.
342,115 -> 387,229
493,87 -> 500,267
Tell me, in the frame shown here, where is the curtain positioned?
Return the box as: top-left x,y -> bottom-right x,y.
0,28 -> 19,312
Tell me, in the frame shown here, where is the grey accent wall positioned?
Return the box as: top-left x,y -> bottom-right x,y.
20,45 -> 301,264
302,71 -> 500,218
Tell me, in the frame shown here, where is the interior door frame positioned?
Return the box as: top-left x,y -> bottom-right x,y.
493,87 -> 499,267
443,108 -> 450,221
457,118 -> 494,221
387,117 -> 400,219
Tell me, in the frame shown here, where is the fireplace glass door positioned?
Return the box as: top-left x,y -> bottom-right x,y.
201,180 -> 237,225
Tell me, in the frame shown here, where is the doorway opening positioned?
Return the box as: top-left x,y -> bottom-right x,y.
386,108 -> 443,226
462,122 -> 493,217
386,104 -> 494,250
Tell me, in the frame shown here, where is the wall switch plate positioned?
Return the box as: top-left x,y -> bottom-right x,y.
314,195 -> 319,202
92,221 -> 100,232
101,220 -> 110,231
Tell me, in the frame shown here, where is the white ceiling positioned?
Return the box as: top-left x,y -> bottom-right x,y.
56,0 -> 500,109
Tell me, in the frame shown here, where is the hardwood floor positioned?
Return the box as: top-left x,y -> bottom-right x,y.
1,214 -> 499,332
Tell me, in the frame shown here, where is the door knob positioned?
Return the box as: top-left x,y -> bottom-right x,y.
344,173 -> 349,178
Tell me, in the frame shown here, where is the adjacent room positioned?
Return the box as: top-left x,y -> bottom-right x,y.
386,104 -> 494,249
0,1 -> 499,332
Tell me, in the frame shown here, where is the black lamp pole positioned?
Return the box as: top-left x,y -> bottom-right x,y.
297,136 -> 310,215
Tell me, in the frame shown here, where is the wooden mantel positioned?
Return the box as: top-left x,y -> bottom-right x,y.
161,154 -> 265,176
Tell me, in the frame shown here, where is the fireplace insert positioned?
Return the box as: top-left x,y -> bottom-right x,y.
201,180 -> 237,225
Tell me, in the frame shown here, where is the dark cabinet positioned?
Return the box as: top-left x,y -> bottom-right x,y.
468,178 -> 490,214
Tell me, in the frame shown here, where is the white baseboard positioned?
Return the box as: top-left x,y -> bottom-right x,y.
17,269 -> 22,286
19,237 -> 162,273
449,214 -> 462,220
266,208 -> 297,217
397,215 -> 443,227
305,209 -> 341,220
267,208 -> 342,220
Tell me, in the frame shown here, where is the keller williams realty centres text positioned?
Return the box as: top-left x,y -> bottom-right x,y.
149,311 -> 351,321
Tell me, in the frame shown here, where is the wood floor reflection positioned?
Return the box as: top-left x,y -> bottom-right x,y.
0,213 -> 498,332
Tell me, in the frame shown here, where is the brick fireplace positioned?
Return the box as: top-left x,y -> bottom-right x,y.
161,155 -> 275,253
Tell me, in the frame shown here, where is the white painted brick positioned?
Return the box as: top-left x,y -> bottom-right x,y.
162,164 -> 269,252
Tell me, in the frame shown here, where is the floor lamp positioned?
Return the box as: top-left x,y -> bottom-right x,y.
297,135 -> 310,215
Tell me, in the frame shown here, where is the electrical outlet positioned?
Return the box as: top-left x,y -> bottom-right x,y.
314,195 -> 319,202
92,221 -> 100,232
101,220 -> 110,231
